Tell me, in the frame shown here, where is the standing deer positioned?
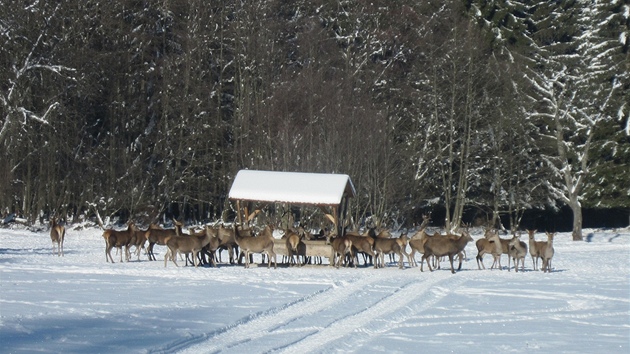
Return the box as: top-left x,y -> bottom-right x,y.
233,224 -> 277,269
163,227 -> 215,268
374,233 -> 410,269
144,222 -> 180,261
527,229 -> 545,271
50,217 -> 65,257
475,228 -> 502,270
285,230 -> 304,267
328,234 -> 354,269
103,222 -> 137,263
508,233 -> 528,272
421,229 -> 474,274
541,232 -> 555,273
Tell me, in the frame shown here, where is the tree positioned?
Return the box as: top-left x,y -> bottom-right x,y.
0,3 -> 76,146
520,0 -> 626,240
408,2 -> 495,231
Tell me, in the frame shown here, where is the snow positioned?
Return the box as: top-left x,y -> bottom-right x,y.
229,170 -> 356,206
1,225 -> 629,353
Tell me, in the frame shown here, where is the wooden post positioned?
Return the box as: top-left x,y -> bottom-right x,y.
331,205 -> 339,236
236,200 -> 243,225
339,195 -> 349,236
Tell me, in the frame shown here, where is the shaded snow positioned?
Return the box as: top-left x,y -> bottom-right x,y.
0,226 -> 628,353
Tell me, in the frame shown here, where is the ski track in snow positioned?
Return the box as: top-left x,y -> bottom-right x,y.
165,267 -> 630,354
157,269 -> 460,354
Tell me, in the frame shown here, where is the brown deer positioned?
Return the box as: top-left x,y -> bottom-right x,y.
285,230 -> 304,267
50,217 -> 65,257
144,222 -> 181,261
103,222 -> 137,263
407,214 -> 434,267
328,234 -> 354,268
541,232 -> 555,273
202,225 -> 221,267
475,228 -> 503,270
527,229 -> 545,271
421,228 -> 474,274
344,234 -> 376,268
129,224 -> 148,261
374,233 -> 410,269
216,224 -> 240,264
508,233 -> 528,272
163,227 -> 215,268
233,224 -> 277,269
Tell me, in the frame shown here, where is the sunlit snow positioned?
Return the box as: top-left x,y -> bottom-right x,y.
0,225 -> 628,353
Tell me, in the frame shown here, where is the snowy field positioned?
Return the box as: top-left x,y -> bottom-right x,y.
1,224 -> 629,353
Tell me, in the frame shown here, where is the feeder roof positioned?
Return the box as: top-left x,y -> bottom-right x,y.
228,170 -> 355,206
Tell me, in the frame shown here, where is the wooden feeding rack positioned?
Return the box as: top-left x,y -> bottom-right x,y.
228,170 -> 356,235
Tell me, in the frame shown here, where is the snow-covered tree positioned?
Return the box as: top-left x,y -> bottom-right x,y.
0,3 -> 75,146
520,0 -> 626,240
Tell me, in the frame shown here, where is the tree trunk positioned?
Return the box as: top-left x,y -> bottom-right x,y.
569,199 -> 583,241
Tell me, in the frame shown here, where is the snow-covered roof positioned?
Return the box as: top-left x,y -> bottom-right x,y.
228,170 -> 356,206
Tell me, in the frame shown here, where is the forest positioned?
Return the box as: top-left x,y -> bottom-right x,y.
1,0 -> 629,240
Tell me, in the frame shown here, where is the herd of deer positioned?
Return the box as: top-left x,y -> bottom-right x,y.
48,215 -> 556,273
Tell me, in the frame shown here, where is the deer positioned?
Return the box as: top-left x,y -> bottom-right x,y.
103,222 -> 137,263
344,234 -> 376,268
178,226 -> 213,266
327,234 -> 354,269
475,228 -> 503,270
508,233 -> 528,272
421,228 -> 474,274
541,232 -> 555,273
199,225 -> 221,267
129,224 -> 148,261
285,229 -> 304,267
527,229 -> 545,271
216,224 -> 241,264
163,226 -> 214,268
407,213 -> 433,267
408,229 -> 435,267
49,217 -> 65,257
144,222 -> 180,261
497,234 -> 513,270
233,224 -> 277,269
374,233 -> 411,269
369,227 -> 401,264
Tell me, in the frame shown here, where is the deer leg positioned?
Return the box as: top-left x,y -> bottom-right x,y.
448,254 -> 455,274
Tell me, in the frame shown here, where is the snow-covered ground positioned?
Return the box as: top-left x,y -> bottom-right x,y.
1,225 -> 628,353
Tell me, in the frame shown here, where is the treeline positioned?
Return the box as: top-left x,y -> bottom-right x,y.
1,0 -> 628,237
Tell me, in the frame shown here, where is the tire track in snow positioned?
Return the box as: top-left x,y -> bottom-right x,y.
274,271 -> 466,354
152,273 -> 385,354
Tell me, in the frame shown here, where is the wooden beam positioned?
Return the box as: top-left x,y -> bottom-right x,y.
247,209 -> 261,222
236,200 -> 243,225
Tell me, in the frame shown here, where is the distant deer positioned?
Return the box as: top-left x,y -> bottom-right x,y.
541,232 -> 555,273
50,217 -> 65,257
508,233 -> 528,272
527,229 -> 545,271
